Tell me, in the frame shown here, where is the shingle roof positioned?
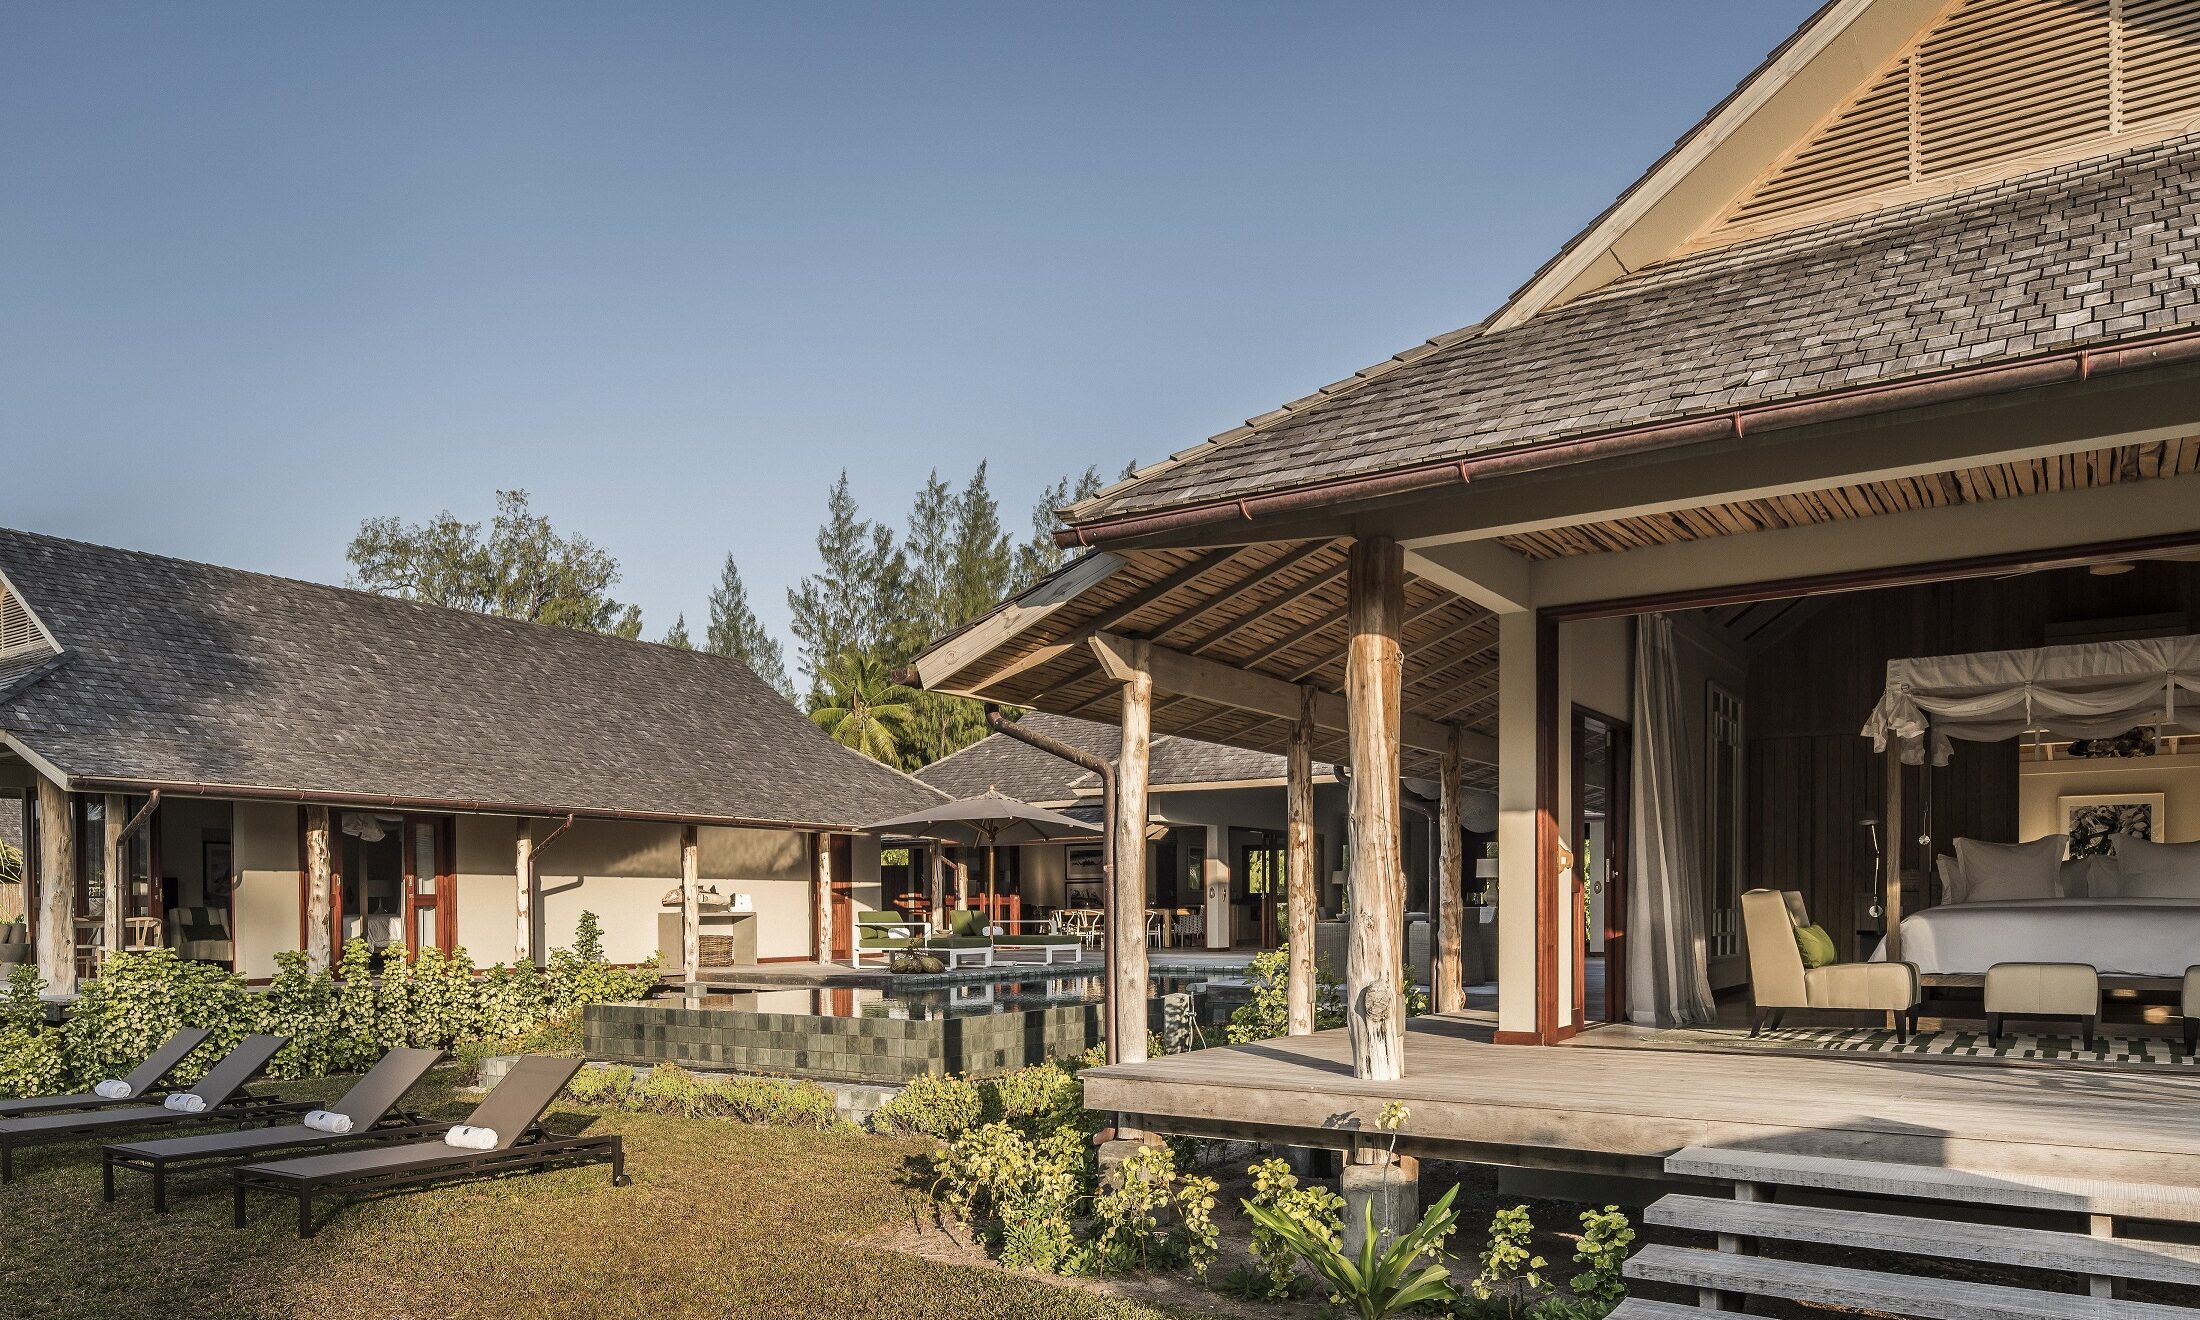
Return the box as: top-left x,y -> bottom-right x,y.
1073,135 -> 2200,523
0,528 -> 943,830
916,711 -> 1330,805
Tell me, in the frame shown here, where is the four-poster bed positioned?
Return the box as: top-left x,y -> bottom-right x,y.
1861,635 -> 2200,977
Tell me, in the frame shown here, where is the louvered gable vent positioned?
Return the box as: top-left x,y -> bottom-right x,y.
1703,0 -> 2200,246
0,579 -> 55,662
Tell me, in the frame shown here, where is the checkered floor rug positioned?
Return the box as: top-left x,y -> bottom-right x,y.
1738,1026 -> 2198,1068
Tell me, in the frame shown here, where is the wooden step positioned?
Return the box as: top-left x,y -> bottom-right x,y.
1607,1300 -> 1715,1318
1666,1146 -> 2200,1224
1625,1245 -> 2198,1319
1647,1193 -> 2200,1287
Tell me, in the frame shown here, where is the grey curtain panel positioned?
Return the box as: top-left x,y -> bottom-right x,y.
1626,613 -> 1718,1027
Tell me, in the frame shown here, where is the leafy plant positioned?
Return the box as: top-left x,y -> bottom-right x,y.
1471,1205 -> 1548,1318
1225,944 -> 1346,1044
1523,1206 -> 1633,1319
570,910 -> 608,965
258,950 -> 341,1079
1244,1182 -> 1464,1320
1088,1144 -> 1178,1274
565,1062 -> 840,1130
2,964 -> 45,1033
872,1070 -> 984,1140
1244,1156 -> 1348,1299
63,948 -> 252,1088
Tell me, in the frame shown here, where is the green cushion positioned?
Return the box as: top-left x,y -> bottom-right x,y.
854,911 -> 907,927
947,910 -> 986,938
1794,923 -> 1838,969
923,936 -> 991,950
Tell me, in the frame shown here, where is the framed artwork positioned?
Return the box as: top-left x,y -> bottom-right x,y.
2059,793 -> 2165,856
202,839 -> 234,903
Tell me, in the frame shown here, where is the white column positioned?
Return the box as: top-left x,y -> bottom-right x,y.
514,819 -> 535,967
1494,610 -> 1540,1040
1202,822 -> 1230,950
680,824 -> 701,975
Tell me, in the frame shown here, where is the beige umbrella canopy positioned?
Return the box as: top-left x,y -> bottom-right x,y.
865,789 -> 1099,917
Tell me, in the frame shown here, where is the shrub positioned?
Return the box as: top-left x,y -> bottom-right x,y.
714,1074 -> 838,1129
565,1062 -> 841,1132
257,950 -> 341,1079
0,1026 -> 68,1098
872,1071 -> 984,1140
3,964 -> 45,1033
1524,1206 -> 1633,1320
1470,1205 -> 1548,1318
1225,945 -> 1346,1044
63,948 -> 252,1088
1246,1182 -> 1463,1320
565,1063 -> 638,1107
1244,1156 -> 1347,1299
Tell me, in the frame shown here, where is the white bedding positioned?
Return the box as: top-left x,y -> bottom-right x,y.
1868,897 -> 2200,977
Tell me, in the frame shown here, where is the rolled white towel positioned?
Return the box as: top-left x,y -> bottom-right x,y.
302,1109 -> 353,1135
93,1080 -> 134,1100
886,926 -> 911,940
163,1092 -> 208,1113
443,1124 -> 498,1150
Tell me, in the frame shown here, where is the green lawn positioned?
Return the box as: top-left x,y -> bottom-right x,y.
0,1069 -> 1209,1320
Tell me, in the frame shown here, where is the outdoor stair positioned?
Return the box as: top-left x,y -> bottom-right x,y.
1617,1146 -> 2200,1314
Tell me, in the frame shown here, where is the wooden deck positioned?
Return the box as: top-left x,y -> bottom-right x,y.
1083,1013 -> 2200,1187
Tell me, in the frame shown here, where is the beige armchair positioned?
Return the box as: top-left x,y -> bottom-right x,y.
1742,888 -> 1920,1040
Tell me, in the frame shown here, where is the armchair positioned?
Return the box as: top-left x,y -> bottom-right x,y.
1741,888 -> 1920,1040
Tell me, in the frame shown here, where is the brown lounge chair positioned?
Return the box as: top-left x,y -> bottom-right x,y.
103,1047 -> 442,1212
0,1034 -> 296,1182
230,1055 -> 626,1238
0,1027 -> 212,1119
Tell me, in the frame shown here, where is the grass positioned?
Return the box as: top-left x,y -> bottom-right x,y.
0,1068 -> 1210,1320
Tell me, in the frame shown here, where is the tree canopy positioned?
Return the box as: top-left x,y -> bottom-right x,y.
705,554 -> 793,699
346,489 -> 643,638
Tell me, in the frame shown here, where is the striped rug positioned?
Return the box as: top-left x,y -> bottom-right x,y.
1735,1025 -> 2197,1068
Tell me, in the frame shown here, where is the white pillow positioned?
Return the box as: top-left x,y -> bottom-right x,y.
303,1109 -> 353,1135
2059,854 -> 2116,899
1934,855 -> 1968,905
1952,836 -> 2065,904
2108,836 -> 2200,900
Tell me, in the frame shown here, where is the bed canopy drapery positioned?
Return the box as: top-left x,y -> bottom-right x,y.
1863,635 -> 2200,766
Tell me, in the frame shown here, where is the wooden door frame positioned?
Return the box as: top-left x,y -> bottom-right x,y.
827,834 -> 855,962
320,810 -> 457,958
1570,705 -> 1631,1028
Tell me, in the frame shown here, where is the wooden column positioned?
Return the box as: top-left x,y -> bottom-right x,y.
813,832 -> 834,962
680,824 -> 701,976
1110,637 -> 1154,1065
101,793 -> 126,959
1286,685 -> 1318,1036
33,775 -> 75,994
514,820 -> 535,967
927,845 -> 947,930
304,806 -> 333,971
1344,536 -> 1406,1082
1434,726 -> 1467,1014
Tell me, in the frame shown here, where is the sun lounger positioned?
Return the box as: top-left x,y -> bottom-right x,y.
0,1034 -> 297,1183
0,1027 -> 212,1119
102,1047 -> 442,1212
230,1055 -> 626,1237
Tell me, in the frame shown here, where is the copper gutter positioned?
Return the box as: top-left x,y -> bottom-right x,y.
1054,329 -> 2200,549
59,774 -> 853,836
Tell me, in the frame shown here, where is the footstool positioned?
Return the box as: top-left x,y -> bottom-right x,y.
2183,967 -> 2197,1056
1984,962 -> 2100,1048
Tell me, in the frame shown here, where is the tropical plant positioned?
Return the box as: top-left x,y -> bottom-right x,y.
807,650 -> 917,764
1242,1156 -> 1348,1299
1471,1205 -> 1549,1318
1244,1182 -> 1464,1320
1524,1206 -> 1633,1319
1225,944 -> 1347,1043
0,837 -> 22,887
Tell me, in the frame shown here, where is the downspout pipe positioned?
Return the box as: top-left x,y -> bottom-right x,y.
526,814 -> 576,967
984,705 -> 1119,1063
1054,329 -> 2200,548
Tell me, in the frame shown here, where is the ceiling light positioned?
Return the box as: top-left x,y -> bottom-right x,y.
2088,562 -> 2135,577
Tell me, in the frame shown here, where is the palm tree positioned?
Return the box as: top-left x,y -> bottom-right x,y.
808,651 -> 917,766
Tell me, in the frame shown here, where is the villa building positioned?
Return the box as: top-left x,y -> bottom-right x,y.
0,527 -> 943,989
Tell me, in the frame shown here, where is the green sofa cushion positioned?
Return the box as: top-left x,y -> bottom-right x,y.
946,910 -> 986,938
923,936 -> 991,950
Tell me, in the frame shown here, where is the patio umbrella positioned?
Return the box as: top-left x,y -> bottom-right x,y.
864,789 -> 1099,921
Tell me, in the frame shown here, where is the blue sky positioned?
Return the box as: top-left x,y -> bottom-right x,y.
3,2 -> 1818,653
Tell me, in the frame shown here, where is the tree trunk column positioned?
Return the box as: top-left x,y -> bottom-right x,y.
1111,638 -> 1154,1065
101,793 -> 126,960
927,846 -> 947,931
1286,687 -> 1318,1035
1434,727 -> 1467,1014
304,806 -> 333,971
680,824 -> 701,976
515,820 -> 535,967
813,832 -> 833,963
34,775 -> 75,994
1345,536 -> 1406,1082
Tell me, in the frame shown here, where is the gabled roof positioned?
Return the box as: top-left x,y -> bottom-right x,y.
1066,133 -> 2200,530
0,528 -> 944,830
915,711 -> 1333,806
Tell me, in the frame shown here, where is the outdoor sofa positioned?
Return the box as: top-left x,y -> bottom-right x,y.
854,909 -> 991,969
0,1034 -> 299,1182
229,1055 -> 625,1238
103,1047 -> 441,1212
0,1027 -> 210,1119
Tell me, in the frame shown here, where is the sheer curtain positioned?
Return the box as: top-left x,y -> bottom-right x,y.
1627,614 -> 1717,1027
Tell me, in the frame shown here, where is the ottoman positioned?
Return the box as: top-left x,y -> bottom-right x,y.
1985,962 -> 2100,1048
2184,967 -> 2197,1056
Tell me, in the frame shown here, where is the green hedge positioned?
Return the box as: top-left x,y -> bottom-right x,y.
0,918 -> 660,1097
567,1062 -> 843,1130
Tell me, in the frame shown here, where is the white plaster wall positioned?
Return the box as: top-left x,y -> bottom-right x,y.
2018,751 -> 2200,845
454,815 -> 519,965
229,802 -> 299,981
